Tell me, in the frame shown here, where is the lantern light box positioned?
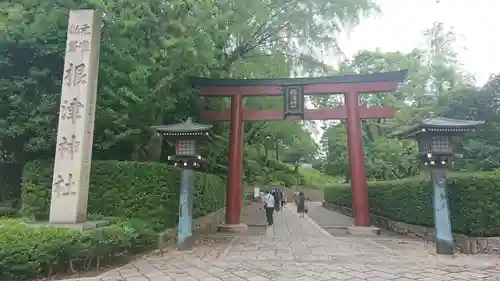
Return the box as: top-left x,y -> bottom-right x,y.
392,113 -> 485,256
151,117 -> 212,169
150,117 -> 213,250
392,114 -> 485,165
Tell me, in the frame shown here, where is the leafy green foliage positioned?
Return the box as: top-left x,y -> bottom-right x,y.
244,158 -> 298,186
0,0 -> 374,206
294,166 -> 342,189
21,160 -> 226,231
0,218 -> 157,281
315,21 -> 482,181
0,162 -> 23,209
438,77 -> 500,171
0,0 -> 376,165
324,172 -> 500,236
12,160 -> 225,280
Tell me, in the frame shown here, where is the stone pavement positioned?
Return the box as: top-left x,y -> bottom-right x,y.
305,202 -> 418,238
71,203 -> 500,281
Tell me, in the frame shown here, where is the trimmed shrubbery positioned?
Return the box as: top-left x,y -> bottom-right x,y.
3,160 -> 227,280
324,172 -> 500,237
0,218 -> 157,281
0,162 -> 24,213
21,160 -> 226,231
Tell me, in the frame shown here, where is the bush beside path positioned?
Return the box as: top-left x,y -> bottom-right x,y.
1,160 -> 227,281
324,172 -> 500,237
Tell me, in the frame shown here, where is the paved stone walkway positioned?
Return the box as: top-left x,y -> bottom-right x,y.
74,204 -> 500,281
305,202 -> 421,238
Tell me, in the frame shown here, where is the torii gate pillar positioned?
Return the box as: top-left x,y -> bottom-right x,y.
345,91 -> 371,228
192,70 -> 407,232
223,95 -> 246,231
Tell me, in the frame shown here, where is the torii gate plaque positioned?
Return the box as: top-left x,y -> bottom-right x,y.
191,70 -> 408,233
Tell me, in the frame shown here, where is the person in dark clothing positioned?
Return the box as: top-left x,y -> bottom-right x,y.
281,189 -> 286,206
263,190 -> 275,226
274,188 -> 281,211
296,192 -> 306,218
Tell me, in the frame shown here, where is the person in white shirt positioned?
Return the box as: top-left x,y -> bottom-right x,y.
263,190 -> 276,226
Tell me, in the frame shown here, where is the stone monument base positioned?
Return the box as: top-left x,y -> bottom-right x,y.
346,226 -> 380,236
217,223 -> 248,233
28,220 -> 108,232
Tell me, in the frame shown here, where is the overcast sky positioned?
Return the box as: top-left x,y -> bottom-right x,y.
309,0 -> 498,142
331,0 -> 499,86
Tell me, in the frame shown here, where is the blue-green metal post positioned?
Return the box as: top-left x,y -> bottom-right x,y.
430,165 -> 454,255
178,169 -> 195,248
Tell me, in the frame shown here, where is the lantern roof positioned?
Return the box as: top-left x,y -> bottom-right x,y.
391,114 -> 485,139
151,118 -> 212,136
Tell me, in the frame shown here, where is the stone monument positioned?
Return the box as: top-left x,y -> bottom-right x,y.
49,10 -> 101,224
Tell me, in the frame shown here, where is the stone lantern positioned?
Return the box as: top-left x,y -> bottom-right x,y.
392,114 -> 484,255
152,117 -> 212,169
151,117 -> 212,249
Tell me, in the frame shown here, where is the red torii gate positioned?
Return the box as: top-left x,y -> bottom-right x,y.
191,70 -> 408,231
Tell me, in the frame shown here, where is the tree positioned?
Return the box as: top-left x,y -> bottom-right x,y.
315,22 -> 473,180
0,0 -> 379,187
440,76 -> 500,171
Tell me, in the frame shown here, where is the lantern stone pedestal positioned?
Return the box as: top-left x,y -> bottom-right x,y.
392,115 -> 485,255
217,223 -> 248,233
346,226 -> 381,236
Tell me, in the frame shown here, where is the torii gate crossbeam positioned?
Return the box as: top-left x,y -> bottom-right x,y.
191,70 -> 408,232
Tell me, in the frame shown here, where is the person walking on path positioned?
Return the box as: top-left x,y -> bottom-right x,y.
296,192 -> 307,218
263,190 -> 276,226
280,188 -> 286,206
273,188 -> 281,212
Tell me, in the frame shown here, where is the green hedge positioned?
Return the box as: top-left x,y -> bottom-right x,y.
0,162 -> 24,209
0,218 -> 157,281
244,158 -> 303,186
324,172 -> 500,237
21,160 -> 226,231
